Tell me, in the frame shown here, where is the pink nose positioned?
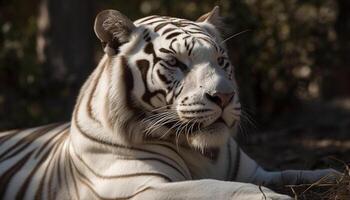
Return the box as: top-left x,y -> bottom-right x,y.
205,92 -> 235,108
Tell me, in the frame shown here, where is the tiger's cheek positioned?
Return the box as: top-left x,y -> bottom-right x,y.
152,63 -> 183,103
128,59 -> 150,110
128,55 -> 165,110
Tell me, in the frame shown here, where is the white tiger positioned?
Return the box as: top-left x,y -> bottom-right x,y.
0,6 -> 338,200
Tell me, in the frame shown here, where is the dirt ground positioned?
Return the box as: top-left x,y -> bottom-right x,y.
238,99 -> 350,199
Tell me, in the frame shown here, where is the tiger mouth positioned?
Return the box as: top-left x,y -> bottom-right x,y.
213,117 -> 225,124
163,117 -> 226,134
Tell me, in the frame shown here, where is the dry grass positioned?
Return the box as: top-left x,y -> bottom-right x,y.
279,163 -> 350,200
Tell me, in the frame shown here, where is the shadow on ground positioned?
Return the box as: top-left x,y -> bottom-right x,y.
238,98 -> 350,199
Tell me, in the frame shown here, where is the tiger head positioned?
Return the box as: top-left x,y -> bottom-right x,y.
93,7 -> 241,150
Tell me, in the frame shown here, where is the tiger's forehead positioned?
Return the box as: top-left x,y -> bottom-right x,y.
135,15 -> 202,32
135,15 -> 221,55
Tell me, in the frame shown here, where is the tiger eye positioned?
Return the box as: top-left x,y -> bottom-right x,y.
217,57 -> 224,66
167,57 -> 178,66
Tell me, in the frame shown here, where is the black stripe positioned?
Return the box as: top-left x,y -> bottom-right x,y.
35,133 -> 66,200
177,20 -> 201,28
75,167 -> 155,200
136,59 -> 157,105
162,28 -> 176,35
0,150 -> 34,199
137,59 -> 150,83
174,85 -> 183,99
34,125 -> 69,158
166,32 -> 182,40
141,43 -> 168,106
68,156 -> 80,200
188,39 -> 195,56
183,35 -> 191,40
76,175 -> 115,200
73,116 -> 188,179
230,145 -> 241,181
0,123 -> 60,162
63,145 -> 73,199
223,63 -> 230,70
147,142 -> 190,176
56,143 -> 63,189
226,142 -> 232,181
157,70 -> 172,84
87,62 -> 107,124
0,130 -> 22,146
154,22 -> 169,32
72,145 -> 179,181
72,162 -> 113,200
186,30 -> 211,38
169,39 -> 177,54
17,130 -> 67,199
159,62 -> 175,71
159,48 -> 175,54
120,56 -> 134,109
144,19 -> 167,25
73,157 -> 172,200
137,15 -> 160,24
72,158 -> 94,185
180,109 -> 211,114
48,148 -> 58,200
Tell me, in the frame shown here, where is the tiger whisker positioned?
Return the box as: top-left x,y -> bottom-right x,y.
143,115 -> 176,125
240,106 -> 258,127
144,116 -> 178,136
189,119 -> 197,136
143,111 -> 177,120
150,117 -> 178,132
221,29 -> 251,45
177,121 -> 188,140
187,119 -> 198,145
144,119 -> 176,136
237,121 -> 248,141
142,112 -> 178,124
183,119 -> 194,145
136,105 -> 171,119
160,120 -> 183,139
142,112 -> 178,135
231,110 -> 256,140
230,110 -> 257,129
240,110 -> 258,131
174,120 -> 188,151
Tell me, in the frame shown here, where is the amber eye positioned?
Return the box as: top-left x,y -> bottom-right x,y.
217,57 -> 224,66
166,57 -> 178,66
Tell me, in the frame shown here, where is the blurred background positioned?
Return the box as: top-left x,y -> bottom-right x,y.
0,0 -> 349,170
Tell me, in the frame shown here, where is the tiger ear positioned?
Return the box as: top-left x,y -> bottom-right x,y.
94,10 -> 136,56
196,6 -> 222,28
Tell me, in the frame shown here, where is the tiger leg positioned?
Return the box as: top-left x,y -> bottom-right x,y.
134,179 -> 292,200
229,139 -> 340,186
253,168 -> 340,186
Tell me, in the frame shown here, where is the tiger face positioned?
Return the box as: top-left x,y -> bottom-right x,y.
94,7 -> 241,149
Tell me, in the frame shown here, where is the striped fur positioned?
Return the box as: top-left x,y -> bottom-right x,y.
0,7 -> 338,200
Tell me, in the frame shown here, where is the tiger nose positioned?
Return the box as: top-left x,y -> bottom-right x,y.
205,92 -> 235,108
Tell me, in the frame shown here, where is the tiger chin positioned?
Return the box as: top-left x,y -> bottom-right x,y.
146,82 -> 240,150
0,6 -> 340,200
